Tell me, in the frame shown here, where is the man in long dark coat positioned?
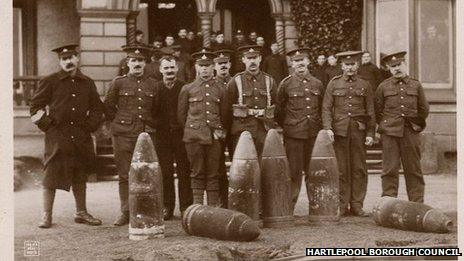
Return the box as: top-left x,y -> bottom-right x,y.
30,44 -> 104,228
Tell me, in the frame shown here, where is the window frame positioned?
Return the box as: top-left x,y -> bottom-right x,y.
372,0 -> 456,102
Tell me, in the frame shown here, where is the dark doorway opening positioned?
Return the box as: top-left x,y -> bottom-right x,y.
143,0 -> 197,43
218,0 -> 275,44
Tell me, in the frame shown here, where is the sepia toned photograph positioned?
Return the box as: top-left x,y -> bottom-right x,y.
6,0 -> 462,260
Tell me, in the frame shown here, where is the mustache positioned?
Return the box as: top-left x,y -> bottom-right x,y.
66,63 -> 75,69
166,72 -> 175,75
134,65 -> 142,69
220,66 -> 228,70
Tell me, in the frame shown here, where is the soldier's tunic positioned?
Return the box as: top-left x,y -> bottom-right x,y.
104,73 -> 159,213
322,74 -> 375,210
224,71 -> 279,157
178,77 -> 227,191
216,75 -> 232,208
153,79 -> 193,213
375,76 -> 429,203
276,72 -> 324,211
30,70 -> 104,191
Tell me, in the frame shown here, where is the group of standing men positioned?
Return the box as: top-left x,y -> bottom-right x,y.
31,39 -> 429,229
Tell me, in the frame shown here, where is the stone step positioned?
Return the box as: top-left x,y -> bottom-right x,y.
366,159 -> 382,165
96,154 -> 115,165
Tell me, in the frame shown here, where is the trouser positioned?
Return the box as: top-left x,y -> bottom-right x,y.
284,136 -> 317,213
154,130 -> 193,212
381,126 -> 424,203
42,183 -> 87,214
333,120 -> 367,210
112,133 -> 155,213
185,140 -> 223,206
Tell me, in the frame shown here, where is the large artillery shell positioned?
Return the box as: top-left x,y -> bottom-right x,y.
261,129 -> 294,228
129,132 -> 164,240
182,204 -> 260,241
228,131 -> 261,221
307,130 -> 340,222
372,196 -> 452,233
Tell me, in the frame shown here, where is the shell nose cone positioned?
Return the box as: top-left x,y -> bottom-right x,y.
238,220 -> 261,241
262,129 -> 285,158
312,130 -> 336,158
233,131 -> 258,160
131,132 -> 158,162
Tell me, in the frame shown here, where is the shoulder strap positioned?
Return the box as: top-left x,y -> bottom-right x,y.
265,75 -> 271,107
234,75 -> 243,106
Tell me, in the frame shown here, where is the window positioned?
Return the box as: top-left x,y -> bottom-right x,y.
376,0 -> 410,73
374,0 -> 455,100
417,0 -> 453,88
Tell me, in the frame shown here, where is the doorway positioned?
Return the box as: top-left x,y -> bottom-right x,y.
215,0 -> 275,45
143,0 -> 198,43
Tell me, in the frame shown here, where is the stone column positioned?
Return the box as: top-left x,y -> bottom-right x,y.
198,12 -> 215,48
77,9 -> 130,97
283,15 -> 298,53
126,11 -> 140,45
273,15 -> 285,55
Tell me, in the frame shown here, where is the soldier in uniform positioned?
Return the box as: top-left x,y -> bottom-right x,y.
104,45 -> 159,226
224,45 -> 279,157
152,51 -> 193,220
276,48 -> 324,213
118,30 -> 145,76
322,51 -> 375,217
213,49 -> 233,208
30,44 -> 104,228
375,51 -> 429,203
178,49 -> 227,206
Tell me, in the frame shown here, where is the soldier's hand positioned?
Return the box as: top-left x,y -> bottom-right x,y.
365,136 -> 374,146
326,129 -> 335,143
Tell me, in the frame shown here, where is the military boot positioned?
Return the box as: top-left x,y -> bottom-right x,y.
74,211 -> 102,226
38,189 -> 55,228
38,212 -> 52,228
351,207 -> 369,217
113,211 -> 130,226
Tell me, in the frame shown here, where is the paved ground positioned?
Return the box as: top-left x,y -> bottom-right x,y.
15,174 -> 457,260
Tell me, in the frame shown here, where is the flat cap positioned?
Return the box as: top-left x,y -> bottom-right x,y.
192,49 -> 216,65
382,51 -> 407,66
237,45 -> 262,58
336,50 -> 363,64
51,44 -> 79,58
213,49 -> 233,63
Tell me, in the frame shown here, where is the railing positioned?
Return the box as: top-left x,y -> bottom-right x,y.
13,76 -> 41,106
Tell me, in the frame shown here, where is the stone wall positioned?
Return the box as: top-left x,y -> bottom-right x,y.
37,0 -> 80,75
79,16 -> 126,96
